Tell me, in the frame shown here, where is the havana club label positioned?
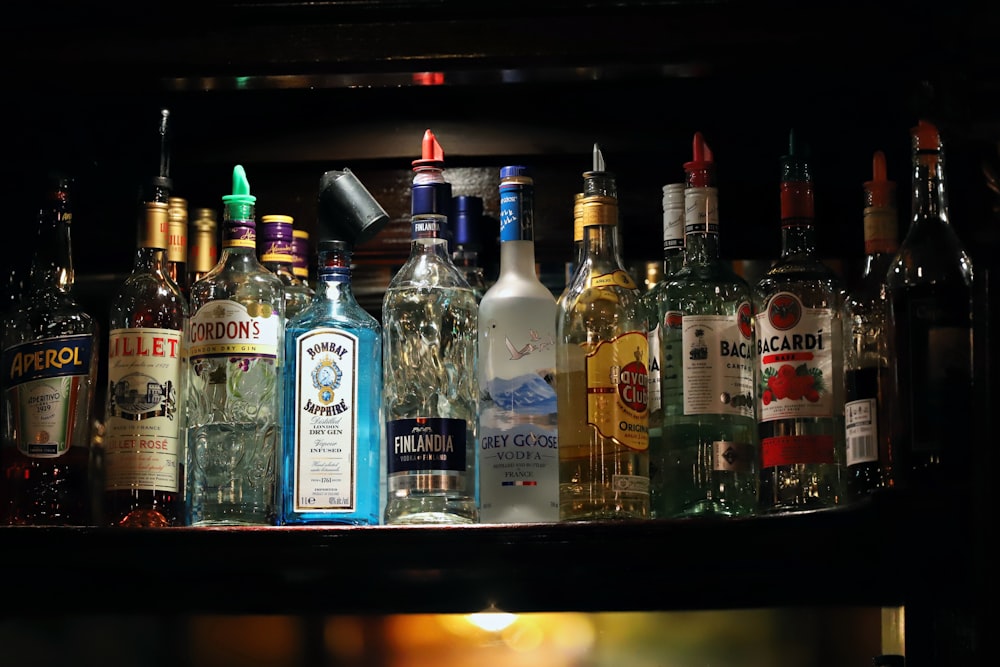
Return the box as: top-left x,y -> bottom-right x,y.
585,330 -> 649,451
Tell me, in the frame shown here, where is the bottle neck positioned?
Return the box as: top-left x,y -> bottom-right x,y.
314,247 -> 356,303
409,213 -> 451,257
30,195 -> 75,293
911,150 -> 949,227
682,185 -> 720,264
498,239 -> 537,278
583,222 -> 624,265
779,179 -> 818,257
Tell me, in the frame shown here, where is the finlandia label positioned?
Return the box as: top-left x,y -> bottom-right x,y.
755,292 -> 834,421
292,329 -> 359,511
2,334 -> 93,457
105,327 -> 183,492
585,330 -> 649,450
681,308 -> 754,417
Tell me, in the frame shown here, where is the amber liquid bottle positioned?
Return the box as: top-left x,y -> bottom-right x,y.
1,173 -> 98,525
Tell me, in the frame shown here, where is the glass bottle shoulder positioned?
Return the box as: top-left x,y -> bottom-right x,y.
189,250 -> 285,308
755,255 -> 844,309
887,220 -> 974,289
388,241 -> 472,291
287,296 -> 381,335
4,292 -> 96,345
110,266 -> 189,329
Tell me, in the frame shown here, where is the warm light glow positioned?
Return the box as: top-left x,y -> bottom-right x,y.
467,609 -> 517,633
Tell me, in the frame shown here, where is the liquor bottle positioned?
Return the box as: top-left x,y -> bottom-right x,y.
1,173 -> 98,525
477,165 -> 559,523
559,192 -> 586,299
281,240 -> 382,525
644,181 -> 685,516
450,195 -> 488,301
187,207 -> 218,287
654,132 -> 757,518
556,144 -> 650,521
885,120 -> 974,498
382,129 -> 479,524
292,228 -> 311,287
166,196 -> 189,294
842,150 -> 898,501
258,214 -> 314,319
754,130 -> 846,512
185,165 -> 285,526
104,198 -> 189,527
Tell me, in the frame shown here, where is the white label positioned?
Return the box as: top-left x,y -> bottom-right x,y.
647,321 -> 662,416
681,313 -> 754,418
756,292 -> 836,422
187,300 -> 281,361
104,327 -> 183,492
845,398 -> 878,466
292,329 -> 359,511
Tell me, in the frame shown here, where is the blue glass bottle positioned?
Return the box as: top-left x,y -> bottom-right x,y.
280,239 -> 382,525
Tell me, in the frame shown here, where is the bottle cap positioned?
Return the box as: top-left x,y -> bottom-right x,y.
317,168 -> 391,247
912,119 -> 941,152
683,131 -> 715,187
259,214 -> 296,259
500,165 -> 530,180
222,165 -> 256,221
451,195 -> 484,248
412,128 -> 444,169
864,150 -> 895,209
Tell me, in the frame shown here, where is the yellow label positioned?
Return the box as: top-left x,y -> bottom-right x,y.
590,270 -> 637,289
585,330 -> 649,451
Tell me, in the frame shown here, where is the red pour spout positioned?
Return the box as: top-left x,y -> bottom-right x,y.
683,131 -> 714,187
412,128 -> 445,169
865,150 -> 894,209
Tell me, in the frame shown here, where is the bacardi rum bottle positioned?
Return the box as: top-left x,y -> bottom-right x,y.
754,131 -> 846,512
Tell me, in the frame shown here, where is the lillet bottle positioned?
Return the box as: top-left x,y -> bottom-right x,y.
185,165 -> 285,526
556,144 -> 650,521
381,129 -> 479,524
2,173 -> 98,525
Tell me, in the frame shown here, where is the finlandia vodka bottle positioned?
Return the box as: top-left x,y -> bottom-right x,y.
2,173 -> 97,525
104,200 -> 189,526
656,132 -> 757,518
185,165 -> 285,525
477,166 -> 559,523
754,131 -> 845,512
885,120 -> 974,498
258,214 -> 314,319
556,144 -> 650,521
644,182 -> 685,517
843,150 -> 898,501
281,240 -> 381,525
382,129 -> 479,524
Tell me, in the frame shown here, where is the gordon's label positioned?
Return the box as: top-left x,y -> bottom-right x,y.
187,300 -> 281,360
2,334 -> 93,457
681,307 -> 754,418
755,292 -> 835,421
104,327 -> 183,492
585,330 -> 649,451
292,329 -> 359,512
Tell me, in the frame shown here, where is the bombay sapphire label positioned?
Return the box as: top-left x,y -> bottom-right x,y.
386,417 -> 466,475
2,334 -> 93,457
292,329 -> 359,511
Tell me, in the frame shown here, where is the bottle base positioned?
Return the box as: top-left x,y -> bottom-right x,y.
384,494 -> 478,525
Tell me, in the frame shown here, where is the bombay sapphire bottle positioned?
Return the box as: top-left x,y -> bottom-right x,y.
185,165 -> 285,526
382,129 -> 479,524
477,166 -> 559,523
281,239 -> 381,525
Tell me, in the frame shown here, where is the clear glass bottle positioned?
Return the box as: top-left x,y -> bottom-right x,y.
644,181 -> 685,517
843,150 -> 898,501
885,119 -> 974,498
281,239 -> 381,525
655,132 -> 758,518
258,214 -> 315,320
556,144 -> 650,521
559,192 -> 585,300
185,165 -> 285,526
451,195 -> 488,301
187,207 -> 218,287
166,196 -> 189,296
104,199 -> 189,527
754,130 -> 846,513
382,129 -> 479,524
2,173 -> 98,525
477,165 -> 559,523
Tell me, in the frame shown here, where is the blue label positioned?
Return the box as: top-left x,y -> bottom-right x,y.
385,417 -> 467,474
3,334 -> 93,388
499,182 -> 534,243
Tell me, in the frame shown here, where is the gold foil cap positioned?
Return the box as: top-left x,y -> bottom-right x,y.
572,192 -> 585,242
139,201 -> 169,250
167,197 -> 188,262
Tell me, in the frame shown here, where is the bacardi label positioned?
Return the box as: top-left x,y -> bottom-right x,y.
681,306 -> 754,417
